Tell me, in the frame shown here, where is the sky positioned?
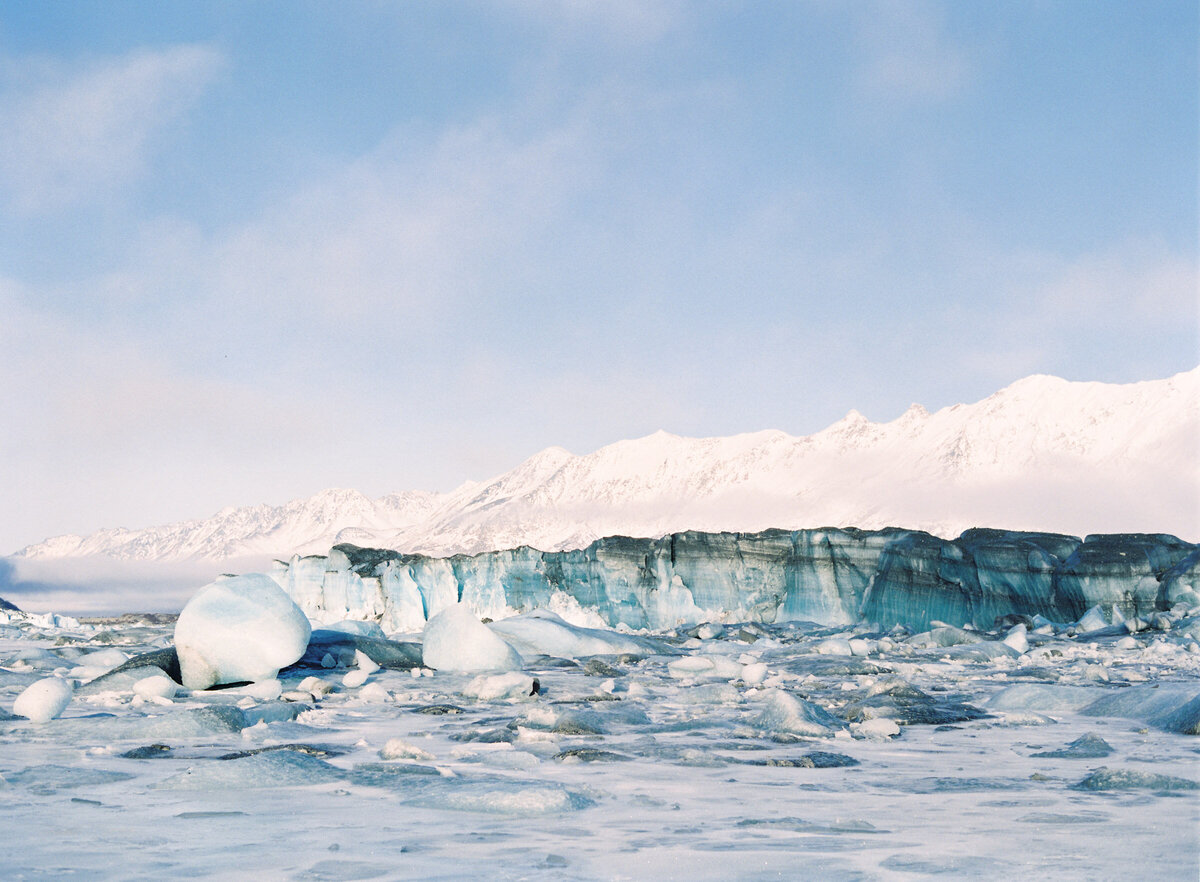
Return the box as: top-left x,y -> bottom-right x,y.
0,0 -> 1197,555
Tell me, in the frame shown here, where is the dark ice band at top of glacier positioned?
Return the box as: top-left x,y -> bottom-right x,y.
271,526 -> 1200,634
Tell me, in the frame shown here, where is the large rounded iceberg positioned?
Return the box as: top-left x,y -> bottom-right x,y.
422,604 -> 522,673
175,574 -> 312,690
13,677 -> 73,722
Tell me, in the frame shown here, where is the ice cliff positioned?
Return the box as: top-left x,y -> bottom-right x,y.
270,528 -> 1199,633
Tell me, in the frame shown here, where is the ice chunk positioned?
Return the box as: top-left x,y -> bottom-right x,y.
133,674 -> 178,702
380,739 -> 435,761
358,682 -> 390,703
46,705 -> 247,741
175,574 -> 312,689
1072,767 -> 1199,791
462,672 -> 537,700
80,647 -> 130,669
243,699 -> 308,725
931,641 -> 1019,662
226,679 -> 283,701
1031,733 -> 1113,759
1080,683 -> 1200,734
1003,623 -> 1028,653
551,709 -> 607,735
322,620 -> 387,639
1155,694 -> 1200,735
853,717 -> 901,739
299,630 -> 422,670
419,784 -> 594,815
906,626 -> 983,648
155,751 -> 343,790
103,648 -> 182,683
422,604 -> 523,673
487,609 -> 659,659
847,638 -> 872,656
815,638 -> 854,656
298,676 -> 334,697
844,679 -> 985,726
13,677 -> 73,722
742,662 -> 769,685
753,689 -> 842,737
76,665 -> 169,697
667,655 -> 743,680
1074,606 -> 1110,634
987,684 -> 1096,714
69,648 -> 131,680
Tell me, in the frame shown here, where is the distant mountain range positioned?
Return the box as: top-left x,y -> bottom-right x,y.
16,367 -> 1199,564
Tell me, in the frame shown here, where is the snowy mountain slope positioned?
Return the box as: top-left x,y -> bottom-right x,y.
15,367 -> 1200,563
20,488 -> 443,561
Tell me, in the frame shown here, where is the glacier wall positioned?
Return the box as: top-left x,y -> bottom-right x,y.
269,528 -> 1200,633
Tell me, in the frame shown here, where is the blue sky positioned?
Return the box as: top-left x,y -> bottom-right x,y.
1,1 -> 1196,553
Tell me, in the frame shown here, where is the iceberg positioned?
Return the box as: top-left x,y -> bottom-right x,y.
421,604 -> 523,673
753,688 -> 844,737
486,609 -> 662,659
13,677 -> 73,722
174,574 -> 312,689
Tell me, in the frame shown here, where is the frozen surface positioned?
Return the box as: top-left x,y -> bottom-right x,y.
1,604 -> 1198,880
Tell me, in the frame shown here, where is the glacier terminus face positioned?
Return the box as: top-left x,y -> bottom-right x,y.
270,528 -> 1199,635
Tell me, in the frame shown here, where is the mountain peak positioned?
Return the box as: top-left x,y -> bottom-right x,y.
14,369 -> 1198,561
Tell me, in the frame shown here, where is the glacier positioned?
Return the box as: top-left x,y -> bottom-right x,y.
271,527 -> 1199,633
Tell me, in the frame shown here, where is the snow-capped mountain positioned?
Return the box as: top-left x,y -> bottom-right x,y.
20,489 -> 443,562
15,367 -> 1200,563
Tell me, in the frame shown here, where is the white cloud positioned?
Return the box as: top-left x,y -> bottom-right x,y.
1038,242 -> 1199,321
0,278 -> 289,551
853,0 -> 969,102
953,240 -> 1199,387
3,35 -> 1190,561
206,115 -> 597,322
0,44 -> 223,211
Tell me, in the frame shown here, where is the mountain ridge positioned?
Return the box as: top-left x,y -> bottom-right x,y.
15,366 -> 1200,562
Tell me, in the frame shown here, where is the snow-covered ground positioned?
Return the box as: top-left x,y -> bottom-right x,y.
2,604 -> 1198,880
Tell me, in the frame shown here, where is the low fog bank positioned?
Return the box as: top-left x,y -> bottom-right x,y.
0,555 -> 280,616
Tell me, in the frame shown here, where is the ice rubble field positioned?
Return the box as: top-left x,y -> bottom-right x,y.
2,601 -> 1200,881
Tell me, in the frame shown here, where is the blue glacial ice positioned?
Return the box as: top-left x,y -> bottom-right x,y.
270,527 -> 1199,633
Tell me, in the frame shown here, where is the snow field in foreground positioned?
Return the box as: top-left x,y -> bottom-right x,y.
1,605 -> 1198,880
